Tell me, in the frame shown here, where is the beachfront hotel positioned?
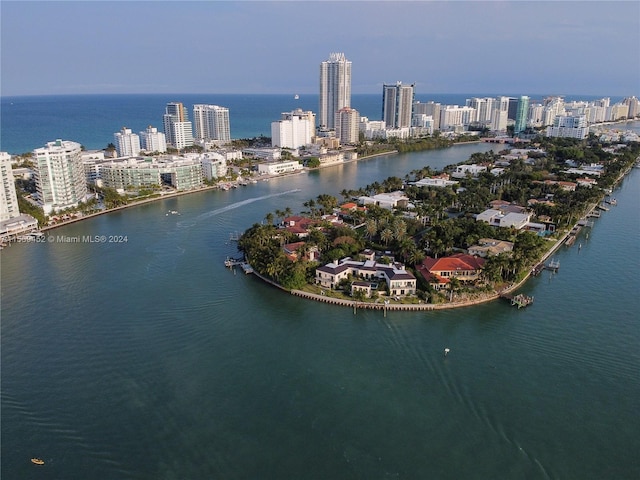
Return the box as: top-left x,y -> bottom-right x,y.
33,140 -> 88,214
319,52 -> 351,130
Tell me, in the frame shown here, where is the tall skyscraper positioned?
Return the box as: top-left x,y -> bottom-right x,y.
514,96 -> 530,134
335,107 -> 360,144
382,82 -> 415,128
319,52 -> 352,130
193,105 -> 231,142
33,140 -> 87,214
0,152 -> 20,221
163,102 -> 194,149
113,127 -> 141,157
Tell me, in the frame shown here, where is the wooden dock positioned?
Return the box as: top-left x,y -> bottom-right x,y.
500,293 -> 534,308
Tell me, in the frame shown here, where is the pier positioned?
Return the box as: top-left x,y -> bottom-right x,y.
501,293 -> 534,308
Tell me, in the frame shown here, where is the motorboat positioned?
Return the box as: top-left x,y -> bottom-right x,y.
31,458 -> 45,465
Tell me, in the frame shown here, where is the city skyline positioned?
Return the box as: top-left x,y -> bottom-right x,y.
1,1 -> 639,97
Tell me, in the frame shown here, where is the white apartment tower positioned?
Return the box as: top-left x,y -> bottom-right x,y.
33,140 -> 88,214
319,53 -> 352,130
114,127 -> 141,157
382,82 -> 415,128
139,126 -> 167,153
193,104 -> 231,143
546,115 -> 589,139
0,152 -> 20,221
271,109 -> 315,149
335,107 -> 360,144
163,102 -> 194,149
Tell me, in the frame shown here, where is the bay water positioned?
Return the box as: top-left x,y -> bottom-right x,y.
1,94 -> 639,478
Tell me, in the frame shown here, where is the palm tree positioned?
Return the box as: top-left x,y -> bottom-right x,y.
365,219 -> 378,239
380,228 -> 394,246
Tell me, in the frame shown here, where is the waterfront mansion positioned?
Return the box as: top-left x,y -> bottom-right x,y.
315,257 -> 417,297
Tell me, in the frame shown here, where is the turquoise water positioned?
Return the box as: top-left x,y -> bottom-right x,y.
1,142 -> 639,479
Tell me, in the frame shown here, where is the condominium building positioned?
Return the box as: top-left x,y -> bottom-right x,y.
113,127 -> 141,157
99,157 -> 203,192
439,105 -> 475,130
514,96 -> 530,134
335,107 -> 360,144
193,104 -> 231,143
139,125 -> 167,153
382,82 -> 415,128
163,102 -> 194,149
0,152 -> 20,221
546,115 -> 589,139
319,52 -> 352,130
466,97 -> 494,125
271,109 -> 315,149
413,101 -> 441,130
33,139 -> 88,214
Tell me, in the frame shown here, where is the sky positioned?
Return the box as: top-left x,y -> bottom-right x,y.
1,1 -> 639,97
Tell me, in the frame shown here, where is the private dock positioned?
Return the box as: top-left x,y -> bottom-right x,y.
501,293 -> 534,308
224,257 -> 254,274
546,258 -> 560,272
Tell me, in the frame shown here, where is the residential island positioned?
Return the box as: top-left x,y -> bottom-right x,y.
234,132 -> 640,309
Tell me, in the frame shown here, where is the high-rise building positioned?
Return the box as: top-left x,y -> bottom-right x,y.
382,82 -> 415,128
139,126 -> 167,153
33,139 -> 87,214
335,107 -> 360,144
319,52 -> 352,130
271,109 -> 315,149
514,96 -> 530,134
163,102 -> 194,149
113,127 -> 141,157
623,96 -> 640,118
193,105 -> 231,142
414,101 -> 441,130
546,115 -> 588,139
0,152 -> 20,221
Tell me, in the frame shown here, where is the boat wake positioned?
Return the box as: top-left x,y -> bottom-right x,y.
180,189 -> 301,227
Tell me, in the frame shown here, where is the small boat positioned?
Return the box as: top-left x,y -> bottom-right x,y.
31,458 -> 45,465
605,198 -> 617,205
294,94 -> 299,100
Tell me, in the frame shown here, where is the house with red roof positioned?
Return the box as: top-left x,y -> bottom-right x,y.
281,216 -> 319,238
416,253 -> 486,290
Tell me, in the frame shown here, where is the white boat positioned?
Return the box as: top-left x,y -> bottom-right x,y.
294,94 -> 299,100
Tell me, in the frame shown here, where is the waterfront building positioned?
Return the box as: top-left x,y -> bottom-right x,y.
623,96 -> 640,118
257,160 -> 302,176
466,97 -> 495,125
417,254 -> 485,290
413,101 -> 441,130
114,127 -> 141,157
546,115 -> 589,139
335,107 -> 360,144
33,139 -> 88,214
315,258 -> 416,297
490,109 -> 508,132
382,82 -> 415,128
439,105 -> 476,131
139,126 -> 167,153
193,105 -> 231,143
606,103 -> 630,122
319,52 -> 351,130
99,157 -> 203,192
243,148 -> 281,161
514,96 -> 530,134
201,153 -> 228,180
0,152 -> 20,221
163,102 -> 194,149
271,109 -> 315,149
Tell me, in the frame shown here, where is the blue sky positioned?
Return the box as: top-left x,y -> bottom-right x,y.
1,1 -> 638,97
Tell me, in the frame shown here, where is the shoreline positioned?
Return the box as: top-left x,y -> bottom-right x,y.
243,160 -> 636,312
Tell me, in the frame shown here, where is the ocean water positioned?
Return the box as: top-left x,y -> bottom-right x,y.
0,93 -> 626,154
1,131 -> 639,477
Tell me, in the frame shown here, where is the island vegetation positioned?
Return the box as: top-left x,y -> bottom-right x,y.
237,134 -> 640,305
